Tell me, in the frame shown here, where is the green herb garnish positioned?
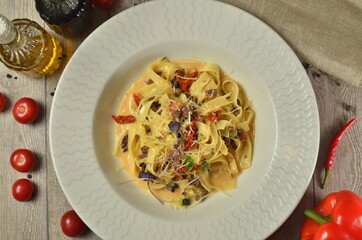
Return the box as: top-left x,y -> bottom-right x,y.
201,161 -> 210,171
185,156 -> 196,171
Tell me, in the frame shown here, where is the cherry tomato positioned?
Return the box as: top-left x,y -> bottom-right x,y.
208,110 -> 223,122
179,79 -> 192,93
12,178 -> 34,202
13,97 -> 39,124
92,0 -> 115,9
0,92 -> 6,111
10,149 -> 36,173
61,210 -> 86,237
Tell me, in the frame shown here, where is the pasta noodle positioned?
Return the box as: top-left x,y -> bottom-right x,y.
113,58 -> 255,208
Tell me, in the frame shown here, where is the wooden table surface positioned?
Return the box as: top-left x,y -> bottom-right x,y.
1,1 -> 361,239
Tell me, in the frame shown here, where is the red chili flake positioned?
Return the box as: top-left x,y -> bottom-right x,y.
112,115 -> 136,124
132,93 -> 142,107
168,100 -> 183,112
208,110 -> 222,122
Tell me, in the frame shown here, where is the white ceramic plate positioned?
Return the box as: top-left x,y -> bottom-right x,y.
50,0 -> 319,239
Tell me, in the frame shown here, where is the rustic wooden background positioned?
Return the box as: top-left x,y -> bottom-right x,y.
0,0 -> 361,239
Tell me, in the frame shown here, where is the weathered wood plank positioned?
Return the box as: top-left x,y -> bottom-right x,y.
0,1 -> 47,240
309,66 -> 362,200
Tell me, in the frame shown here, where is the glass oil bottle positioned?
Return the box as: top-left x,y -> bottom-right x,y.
0,14 -> 62,78
35,0 -> 93,36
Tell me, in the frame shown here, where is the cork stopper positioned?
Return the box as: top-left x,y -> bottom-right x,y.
0,14 -> 17,44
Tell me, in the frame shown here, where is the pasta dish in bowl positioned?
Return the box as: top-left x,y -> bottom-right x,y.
112,58 -> 255,208
49,0 -> 319,238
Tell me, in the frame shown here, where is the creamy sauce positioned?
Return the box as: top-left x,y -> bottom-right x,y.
211,172 -> 236,190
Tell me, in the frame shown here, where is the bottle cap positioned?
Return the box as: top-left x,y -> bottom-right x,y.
35,0 -> 87,25
0,14 -> 17,44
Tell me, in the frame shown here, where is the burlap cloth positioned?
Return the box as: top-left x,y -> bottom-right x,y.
220,0 -> 362,87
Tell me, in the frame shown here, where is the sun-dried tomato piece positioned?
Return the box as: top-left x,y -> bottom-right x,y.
112,115 -> 136,124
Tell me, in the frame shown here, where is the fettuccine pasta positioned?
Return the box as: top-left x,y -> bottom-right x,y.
113,58 -> 255,208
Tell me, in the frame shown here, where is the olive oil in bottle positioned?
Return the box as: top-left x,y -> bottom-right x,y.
0,14 -> 62,78
35,0 -> 93,36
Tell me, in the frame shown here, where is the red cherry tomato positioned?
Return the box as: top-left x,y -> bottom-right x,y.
61,210 -> 86,237
10,149 -> 36,173
12,179 -> 34,202
0,92 -> 6,111
92,0 -> 115,9
208,110 -> 223,122
13,97 -> 39,124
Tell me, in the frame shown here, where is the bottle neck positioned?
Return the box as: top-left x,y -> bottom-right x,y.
5,28 -> 27,50
0,14 -> 18,44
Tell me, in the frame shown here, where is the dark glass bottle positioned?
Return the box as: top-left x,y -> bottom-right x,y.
35,0 -> 93,36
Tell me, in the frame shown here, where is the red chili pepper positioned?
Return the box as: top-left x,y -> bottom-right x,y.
183,121 -> 197,151
208,110 -> 222,122
301,190 -> 362,240
112,115 -> 136,124
132,93 -> 142,107
322,118 -> 356,189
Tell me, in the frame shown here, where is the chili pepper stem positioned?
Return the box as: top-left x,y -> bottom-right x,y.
304,209 -> 332,224
322,169 -> 331,189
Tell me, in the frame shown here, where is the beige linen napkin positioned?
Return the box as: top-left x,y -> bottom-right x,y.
220,0 -> 362,87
